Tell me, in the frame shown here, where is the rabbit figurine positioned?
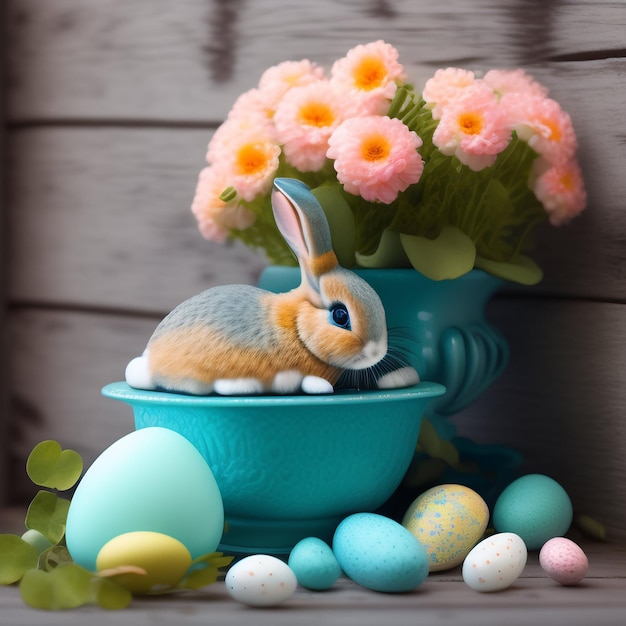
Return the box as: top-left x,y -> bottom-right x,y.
125,178 -> 419,395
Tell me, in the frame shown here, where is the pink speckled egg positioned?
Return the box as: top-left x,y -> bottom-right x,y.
539,537 -> 588,585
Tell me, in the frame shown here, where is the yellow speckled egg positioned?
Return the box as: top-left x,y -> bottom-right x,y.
402,484 -> 489,571
96,531 -> 192,594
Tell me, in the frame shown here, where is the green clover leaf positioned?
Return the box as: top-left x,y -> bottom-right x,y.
93,577 -> 133,610
178,552 -> 234,591
0,535 -> 40,585
26,440 -> 83,491
25,491 -> 71,545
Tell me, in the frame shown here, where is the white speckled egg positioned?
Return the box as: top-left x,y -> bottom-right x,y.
333,513 -> 429,593
402,484 -> 489,571
288,537 -> 341,590
462,532 -> 527,592
539,537 -> 588,585
493,474 -> 573,549
226,555 -> 297,607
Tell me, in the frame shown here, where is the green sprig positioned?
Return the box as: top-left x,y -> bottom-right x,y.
1,440 -> 232,611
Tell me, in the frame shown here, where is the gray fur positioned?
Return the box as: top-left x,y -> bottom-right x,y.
150,284 -> 277,349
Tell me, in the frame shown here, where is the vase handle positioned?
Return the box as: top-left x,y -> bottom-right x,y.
437,324 -> 509,416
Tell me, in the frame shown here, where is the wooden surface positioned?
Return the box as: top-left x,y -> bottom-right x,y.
3,0 -> 626,550
1,507 -> 625,626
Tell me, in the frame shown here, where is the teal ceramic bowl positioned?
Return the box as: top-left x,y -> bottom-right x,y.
102,381 -> 445,555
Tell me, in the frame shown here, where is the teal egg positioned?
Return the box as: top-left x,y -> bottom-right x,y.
288,537 -> 341,590
66,427 -> 224,571
333,513 -> 429,592
493,474 -> 573,549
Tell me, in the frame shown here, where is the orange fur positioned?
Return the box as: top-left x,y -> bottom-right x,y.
309,250 -> 338,277
149,293 -> 343,388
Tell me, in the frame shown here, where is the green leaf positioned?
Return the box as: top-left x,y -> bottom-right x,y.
312,184 -> 357,267
400,225 -> 476,280
190,552 -> 234,570
42,545 -> 74,570
178,566 -> 219,590
0,535 -> 40,585
25,491 -> 71,545
26,440 -> 83,491
355,229 -> 412,268
179,552 -> 234,590
575,513 -> 607,541
475,254 -> 543,285
20,563 -> 94,610
93,578 -> 133,610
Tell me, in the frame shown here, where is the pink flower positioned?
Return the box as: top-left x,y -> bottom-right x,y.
273,81 -> 351,171
206,115 -> 281,202
432,82 -> 511,170
331,40 -> 406,114
532,159 -> 587,225
483,69 -> 548,99
327,116 -> 424,204
206,113 -> 277,165
191,167 -> 256,242
227,88 -> 276,125
501,93 -> 577,165
422,68 -> 476,119
258,60 -> 325,110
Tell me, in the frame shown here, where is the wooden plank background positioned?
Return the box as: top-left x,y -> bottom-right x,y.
0,0 -> 8,507
3,0 -> 626,541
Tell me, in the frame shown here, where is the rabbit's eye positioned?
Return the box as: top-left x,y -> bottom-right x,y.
330,303 -> 351,330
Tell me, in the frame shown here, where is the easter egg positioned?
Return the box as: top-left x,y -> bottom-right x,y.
288,537 -> 341,590
462,532 -> 527,592
539,537 -> 588,585
333,513 -> 429,593
226,555 -> 297,607
493,474 -> 573,549
96,531 -> 192,594
402,484 -> 489,571
66,427 -> 224,572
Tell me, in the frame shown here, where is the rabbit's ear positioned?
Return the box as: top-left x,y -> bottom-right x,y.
272,178 -> 338,293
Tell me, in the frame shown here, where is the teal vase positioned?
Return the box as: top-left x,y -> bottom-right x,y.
258,267 -> 509,429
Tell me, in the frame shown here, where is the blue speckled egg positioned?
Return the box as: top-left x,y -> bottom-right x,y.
332,513 -> 429,592
288,537 -> 341,590
493,474 -> 573,549
66,427 -> 224,572
402,484 -> 489,571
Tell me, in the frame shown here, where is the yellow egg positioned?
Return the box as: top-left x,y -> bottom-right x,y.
402,484 -> 489,571
96,531 -> 192,594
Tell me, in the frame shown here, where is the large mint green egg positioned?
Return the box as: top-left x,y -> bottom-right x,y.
493,474 -> 573,550
66,427 -> 224,572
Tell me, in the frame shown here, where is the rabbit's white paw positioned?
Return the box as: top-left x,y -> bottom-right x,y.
214,378 -> 264,395
377,366 -> 420,389
125,353 -> 155,390
301,375 -> 334,394
272,371 -> 304,394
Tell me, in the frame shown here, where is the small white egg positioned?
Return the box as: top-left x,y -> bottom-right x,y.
225,555 -> 297,607
462,532 -> 527,592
